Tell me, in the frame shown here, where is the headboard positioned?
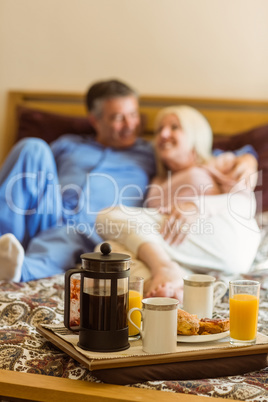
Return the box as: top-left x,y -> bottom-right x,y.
5,90 -> 268,154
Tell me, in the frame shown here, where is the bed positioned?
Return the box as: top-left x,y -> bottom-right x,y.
1,90 -> 268,401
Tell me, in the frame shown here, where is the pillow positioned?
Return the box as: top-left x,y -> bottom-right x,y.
16,106 -> 95,144
213,124 -> 268,212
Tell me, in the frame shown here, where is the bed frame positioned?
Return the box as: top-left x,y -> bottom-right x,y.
1,90 -> 268,402
3,90 -> 268,160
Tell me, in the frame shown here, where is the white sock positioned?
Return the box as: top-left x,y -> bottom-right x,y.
0,233 -> 24,282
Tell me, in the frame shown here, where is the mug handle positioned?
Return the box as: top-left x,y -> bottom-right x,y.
128,307 -> 143,336
213,281 -> 228,306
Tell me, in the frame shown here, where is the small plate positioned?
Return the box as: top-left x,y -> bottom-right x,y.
177,331 -> 230,343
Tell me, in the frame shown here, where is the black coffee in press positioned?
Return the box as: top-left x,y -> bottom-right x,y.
82,288 -> 128,331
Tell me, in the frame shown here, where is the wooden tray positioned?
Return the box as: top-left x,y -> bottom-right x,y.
37,325 -> 268,371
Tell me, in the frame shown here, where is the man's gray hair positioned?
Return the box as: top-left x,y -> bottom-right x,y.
85,79 -> 138,117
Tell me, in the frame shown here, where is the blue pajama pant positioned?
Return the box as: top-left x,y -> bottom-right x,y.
0,138 -> 92,281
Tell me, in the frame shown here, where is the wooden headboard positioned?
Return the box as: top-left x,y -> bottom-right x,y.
4,90 -> 268,162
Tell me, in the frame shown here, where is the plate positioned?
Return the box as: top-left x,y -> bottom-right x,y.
177,331 -> 230,343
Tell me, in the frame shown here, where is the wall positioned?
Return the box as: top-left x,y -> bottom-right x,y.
1,0 -> 268,162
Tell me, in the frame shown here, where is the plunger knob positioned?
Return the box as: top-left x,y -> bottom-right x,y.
100,242 -> 112,255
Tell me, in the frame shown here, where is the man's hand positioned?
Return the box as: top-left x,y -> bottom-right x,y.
229,153 -> 258,186
207,152 -> 258,193
160,201 -> 199,245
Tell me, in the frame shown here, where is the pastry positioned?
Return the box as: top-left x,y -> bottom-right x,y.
177,308 -> 200,335
198,318 -> 230,335
177,308 -> 229,336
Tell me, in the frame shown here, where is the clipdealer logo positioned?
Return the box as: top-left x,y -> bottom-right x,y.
4,170 -> 262,234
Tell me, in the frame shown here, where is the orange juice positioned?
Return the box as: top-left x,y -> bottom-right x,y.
229,293 -> 259,340
128,290 -> 142,336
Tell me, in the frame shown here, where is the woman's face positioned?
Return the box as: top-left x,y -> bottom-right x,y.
155,113 -> 195,171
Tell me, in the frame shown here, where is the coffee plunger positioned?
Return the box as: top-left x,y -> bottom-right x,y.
64,242 -> 131,352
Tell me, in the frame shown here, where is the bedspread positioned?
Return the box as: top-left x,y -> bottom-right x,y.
0,215 -> 268,400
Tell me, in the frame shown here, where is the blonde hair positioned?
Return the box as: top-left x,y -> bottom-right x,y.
154,105 -> 213,177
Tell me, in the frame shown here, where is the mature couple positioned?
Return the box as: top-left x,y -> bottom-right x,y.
0,79 -> 260,300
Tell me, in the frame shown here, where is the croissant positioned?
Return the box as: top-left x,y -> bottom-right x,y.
177,308 -> 200,335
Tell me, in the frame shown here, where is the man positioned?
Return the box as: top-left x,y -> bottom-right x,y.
0,80 -> 155,282
0,79 -> 257,282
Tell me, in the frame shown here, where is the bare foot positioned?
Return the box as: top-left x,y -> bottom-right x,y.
144,261 -> 185,302
0,233 -> 24,282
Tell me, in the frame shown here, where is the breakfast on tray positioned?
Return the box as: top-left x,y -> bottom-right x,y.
177,308 -> 230,336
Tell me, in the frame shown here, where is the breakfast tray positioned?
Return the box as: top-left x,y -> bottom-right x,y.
37,323 -> 268,371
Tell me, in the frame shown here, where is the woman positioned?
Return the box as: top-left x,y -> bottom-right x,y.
96,106 -> 261,301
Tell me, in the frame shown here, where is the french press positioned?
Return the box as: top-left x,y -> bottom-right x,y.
64,242 -> 131,352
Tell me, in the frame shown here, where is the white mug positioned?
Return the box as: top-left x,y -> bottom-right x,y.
183,274 -> 228,319
128,297 -> 179,354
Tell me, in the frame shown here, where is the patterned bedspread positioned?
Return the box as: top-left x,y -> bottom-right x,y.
0,213 -> 268,401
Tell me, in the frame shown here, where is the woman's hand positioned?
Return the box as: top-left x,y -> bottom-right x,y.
160,201 -> 199,245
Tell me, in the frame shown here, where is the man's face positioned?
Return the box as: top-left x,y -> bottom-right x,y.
91,96 -> 140,149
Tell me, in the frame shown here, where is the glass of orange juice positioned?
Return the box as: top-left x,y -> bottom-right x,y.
229,280 -> 260,345
128,276 -> 144,338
